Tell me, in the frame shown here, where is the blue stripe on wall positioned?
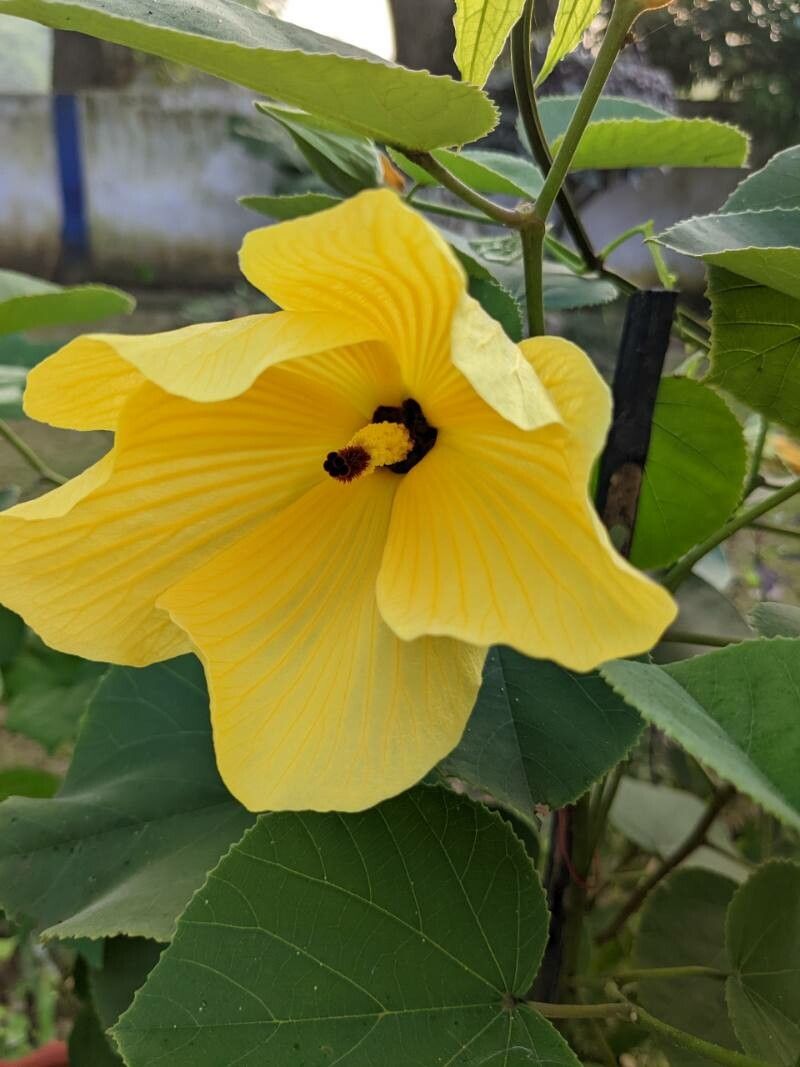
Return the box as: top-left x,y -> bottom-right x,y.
53,93 -> 89,261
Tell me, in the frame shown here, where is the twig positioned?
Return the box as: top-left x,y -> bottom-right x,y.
749,520 -> 800,540
597,784 -> 736,943
745,416 -> 768,497
663,476 -> 800,591
400,150 -> 524,228
0,419 -> 67,486
525,1000 -> 633,1020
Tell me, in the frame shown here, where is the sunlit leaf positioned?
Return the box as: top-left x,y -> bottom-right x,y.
537,0 -> 602,87
390,146 -> 542,199
0,657 -> 254,941
454,0 -> 526,87
631,377 -> 746,570
556,118 -> 749,172
726,861 -> 800,1066
0,0 -> 496,148
115,787 -> 581,1067
536,94 -> 669,143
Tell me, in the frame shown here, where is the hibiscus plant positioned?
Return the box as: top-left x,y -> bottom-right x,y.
0,0 -> 798,1064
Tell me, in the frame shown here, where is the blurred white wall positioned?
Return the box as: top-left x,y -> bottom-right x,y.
282,0 -> 395,58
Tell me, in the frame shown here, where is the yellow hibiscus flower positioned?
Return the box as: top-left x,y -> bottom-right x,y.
0,191 -> 675,812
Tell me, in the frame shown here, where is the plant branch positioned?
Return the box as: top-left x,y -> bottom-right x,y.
0,419 -> 67,486
414,198 -> 504,226
510,0 -> 600,269
745,416 -> 768,496
521,214 -> 546,336
525,1000 -> 633,1020
750,520 -> 800,540
400,150 -> 524,228
606,965 -> 729,983
597,784 -> 736,943
663,476 -> 800,591
612,988 -> 772,1067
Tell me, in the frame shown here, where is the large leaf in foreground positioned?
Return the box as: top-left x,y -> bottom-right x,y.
635,869 -> 740,1067
602,640 -> 800,830
440,648 -> 643,825
631,377 -> 746,570
115,788 -> 580,1067
657,208 -> 800,301
726,861 -> 800,1066
0,657 -> 254,941
0,270 -> 134,335
0,0 -> 495,149
707,267 -> 800,433
724,145 -> 800,213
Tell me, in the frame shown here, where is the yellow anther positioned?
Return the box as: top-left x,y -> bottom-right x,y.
349,422 -> 412,468
323,421 -> 413,483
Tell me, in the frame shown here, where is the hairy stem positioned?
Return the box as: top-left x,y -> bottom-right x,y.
663,476 -> 800,591
400,150 -> 523,228
0,419 -> 67,486
612,989 -> 772,1067
597,784 -> 736,943
521,215 -> 546,336
534,0 -> 641,224
510,0 -> 599,269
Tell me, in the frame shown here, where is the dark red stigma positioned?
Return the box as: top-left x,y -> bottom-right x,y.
323,445 -> 371,483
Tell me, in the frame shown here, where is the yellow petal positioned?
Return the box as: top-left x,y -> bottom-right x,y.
377,339 -> 676,671
159,476 -> 485,813
240,190 -> 470,409
450,292 -> 560,431
24,312 -> 368,429
0,358 -> 369,665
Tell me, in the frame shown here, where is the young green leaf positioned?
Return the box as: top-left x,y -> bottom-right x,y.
726,862 -> 800,1066
239,192 -> 342,221
0,0 -> 497,148
114,787 -> 581,1067
255,104 -> 381,196
439,648 -> 643,826
0,657 -> 254,942
635,869 -> 741,1067
602,640 -> 800,831
537,0 -> 603,87
454,0 -> 526,87
0,270 -> 134,336
554,118 -> 749,171
631,378 -> 746,570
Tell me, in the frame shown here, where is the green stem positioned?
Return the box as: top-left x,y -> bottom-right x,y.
534,0 -> 641,224
613,990 -> 772,1067
661,629 -> 744,648
745,416 -> 768,496
521,217 -> 547,337
612,965 -> 728,982
663,476 -> 800,591
400,150 -> 523,228
414,198 -> 503,227
597,784 -> 736,943
0,419 -> 67,486
750,520 -> 800,540
676,315 -> 712,352
544,234 -> 587,272
526,1000 -> 632,1020
510,0 -> 600,269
